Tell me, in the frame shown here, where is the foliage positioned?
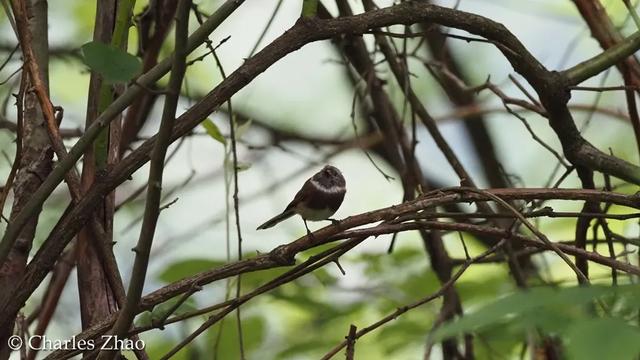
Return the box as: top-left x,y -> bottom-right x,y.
81,41 -> 141,83
435,284 -> 640,359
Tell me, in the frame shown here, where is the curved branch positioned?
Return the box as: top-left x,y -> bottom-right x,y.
37,187 -> 640,359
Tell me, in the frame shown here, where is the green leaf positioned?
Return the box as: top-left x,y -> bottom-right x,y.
433,285 -> 623,341
206,315 -> 266,357
81,41 -> 141,83
277,338 -> 335,358
301,0 -> 318,17
236,162 -> 251,172
242,267 -> 289,291
565,318 -> 640,360
269,286 -> 364,326
158,258 -> 225,283
310,267 -> 338,286
456,272 -> 513,304
377,319 -> 429,355
202,118 -> 226,145
389,246 -> 423,265
471,324 -> 523,359
135,296 -> 198,328
235,119 -> 252,139
398,271 -> 441,299
143,339 -> 187,360
224,160 -> 251,172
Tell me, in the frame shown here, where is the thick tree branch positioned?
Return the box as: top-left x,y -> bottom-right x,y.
39,187 -> 640,359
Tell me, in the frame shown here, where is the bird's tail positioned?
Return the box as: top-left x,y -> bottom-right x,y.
256,209 -> 295,230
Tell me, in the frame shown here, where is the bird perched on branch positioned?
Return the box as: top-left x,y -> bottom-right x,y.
256,165 -> 346,235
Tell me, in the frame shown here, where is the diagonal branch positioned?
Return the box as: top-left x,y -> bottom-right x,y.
8,0 -> 82,199
320,239 -> 506,360
38,187 -> 640,359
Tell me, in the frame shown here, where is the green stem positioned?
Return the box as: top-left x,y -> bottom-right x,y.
94,0 -> 136,169
301,0 -> 318,17
563,31 -> 640,86
112,0 -> 135,46
623,0 -> 640,31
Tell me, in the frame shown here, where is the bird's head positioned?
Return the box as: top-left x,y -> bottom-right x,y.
318,165 -> 345,187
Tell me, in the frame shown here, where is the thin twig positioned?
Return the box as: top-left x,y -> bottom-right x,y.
345,325 -> 357,360
570,84 -> 640,91
445,187 -> 589,283
158,238 -> 366,360
192,4 -> 246,357
623,69 -> 640,157
0,70 -> 24,222
247,0 -> 283,57
320,239 -> 506,360
8,0 -> 83,199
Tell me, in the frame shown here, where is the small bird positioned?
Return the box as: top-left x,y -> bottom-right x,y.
256,165 -> 346,235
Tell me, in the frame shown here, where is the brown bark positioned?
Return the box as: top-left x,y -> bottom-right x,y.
0,0 -> 51,358
119,0 -> 179,155
74,0 -> 120,330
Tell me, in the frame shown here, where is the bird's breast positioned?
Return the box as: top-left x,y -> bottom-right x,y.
294,205 -> 337,221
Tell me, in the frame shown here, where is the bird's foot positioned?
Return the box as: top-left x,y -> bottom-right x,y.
304,220 -> 316,240
329,218 -> 340,226
306,229 -> 316,241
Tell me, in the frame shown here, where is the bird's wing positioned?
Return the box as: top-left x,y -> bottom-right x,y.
284,178 -> 313,211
